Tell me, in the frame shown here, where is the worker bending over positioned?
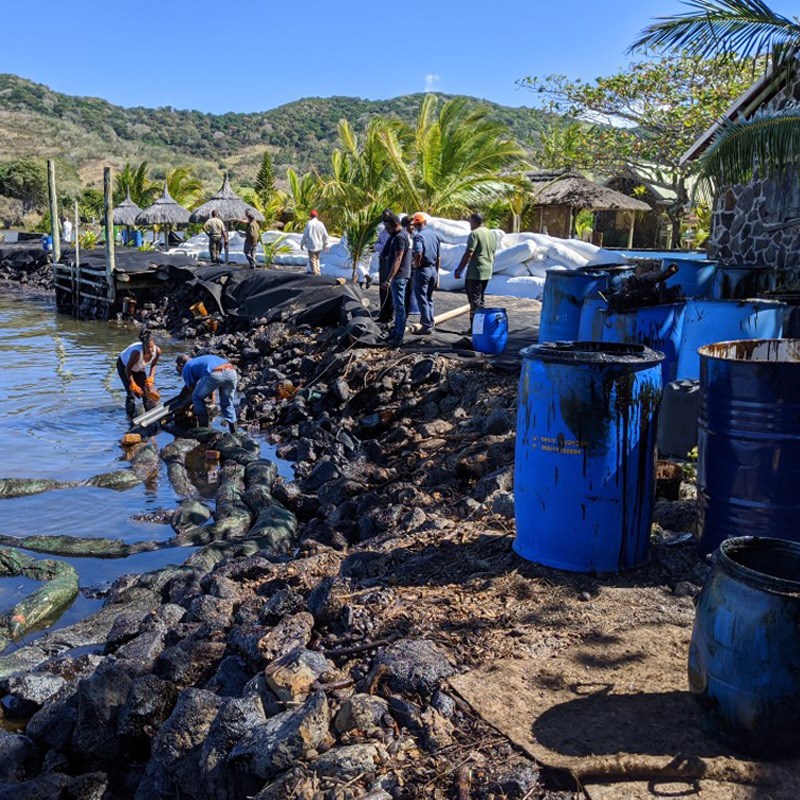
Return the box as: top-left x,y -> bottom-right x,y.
175,353 -> 239,433
117,331 -> 161,418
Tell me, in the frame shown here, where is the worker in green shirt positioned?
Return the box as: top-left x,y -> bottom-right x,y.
454,212 -> 496,328
234,209 -> 261,268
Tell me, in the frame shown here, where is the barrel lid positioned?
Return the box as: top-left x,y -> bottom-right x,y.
717,537 -> 800,595
699,339 -> 800,364
522,341 -> 665,366
546,268 -> 608,278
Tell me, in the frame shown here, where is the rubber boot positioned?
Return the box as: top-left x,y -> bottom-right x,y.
125,395 -> 137,419
228,421 -> 237,434
196,413 -> 209,429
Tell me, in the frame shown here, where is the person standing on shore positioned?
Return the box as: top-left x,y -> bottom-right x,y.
203,210 -> 228,264
175,353 -> 239,433
234,210 -> 261,268
411,213 -> 441,335
381,214 -> 412,346
375,209 -> 395,321
300,210 -> 330,276
454,212 -> 496,329
117,331 -> 161,418
61,215 -> 73,245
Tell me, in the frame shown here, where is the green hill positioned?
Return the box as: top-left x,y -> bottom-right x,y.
0,74 -> 555,189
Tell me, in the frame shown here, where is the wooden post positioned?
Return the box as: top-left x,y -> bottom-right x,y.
103,167 -> 116,308
627,212 -> 636,249
74,200 -> 80,268
47,159 -> 60,264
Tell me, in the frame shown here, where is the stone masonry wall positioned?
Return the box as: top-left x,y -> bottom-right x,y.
708,73 -> 800,275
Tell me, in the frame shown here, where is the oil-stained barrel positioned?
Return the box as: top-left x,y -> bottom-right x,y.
676,298 -> 785,381
698,339 -> 800,554
600,302 -> 685,385
689,536 -> 800,758
712,265 -> 772,299
661,256 -> 716,298
538,269 -> 609,343
514,341 -> 664,572
577,294 -> 608,341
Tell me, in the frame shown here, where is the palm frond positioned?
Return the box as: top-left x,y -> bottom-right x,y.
631,0 -> 800,66
698,107 -> 800,185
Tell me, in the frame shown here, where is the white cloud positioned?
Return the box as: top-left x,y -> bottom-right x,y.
424,74 -> 441,91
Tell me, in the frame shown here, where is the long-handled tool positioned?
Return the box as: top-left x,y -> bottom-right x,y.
130,393 -> 189,431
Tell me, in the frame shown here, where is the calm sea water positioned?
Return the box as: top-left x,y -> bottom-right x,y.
0,293 -> 290,650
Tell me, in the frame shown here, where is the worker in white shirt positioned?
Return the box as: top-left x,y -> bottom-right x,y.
61,216 -> 73,244
300,210 -> 330,276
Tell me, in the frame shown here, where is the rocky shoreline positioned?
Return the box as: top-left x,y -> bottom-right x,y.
0,275 -> 705,800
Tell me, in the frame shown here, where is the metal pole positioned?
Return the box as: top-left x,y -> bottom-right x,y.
103,167 -> 116,309
74,200 -> 80,268
47,159 -> 60,264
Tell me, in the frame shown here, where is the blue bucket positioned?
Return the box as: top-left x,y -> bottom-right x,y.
689,536 -> 800,757
577,294 -> 609,341
661,256 -> 716,298
514,341 -> 664,573
538,268 -> 609,343
41,235 -> 53,252
600,302 -> 686,384
676,298 -> 785,380
472,308 -> 508,354
698,339 -> 800,555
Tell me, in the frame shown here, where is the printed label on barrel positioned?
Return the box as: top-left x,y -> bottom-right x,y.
473,315 -> 485,335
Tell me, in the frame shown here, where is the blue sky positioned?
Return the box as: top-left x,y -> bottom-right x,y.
1,0 -> 795,113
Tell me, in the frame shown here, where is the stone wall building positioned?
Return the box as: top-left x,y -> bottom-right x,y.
685,69 -> 800,274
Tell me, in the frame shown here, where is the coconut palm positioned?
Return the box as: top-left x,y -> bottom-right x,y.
283,168 -> 321,232
342,202 -> 383,282
378,94 -> 526,216
632,0 -> 800,185
114,161 -> 159,208
165,167 -> 205,210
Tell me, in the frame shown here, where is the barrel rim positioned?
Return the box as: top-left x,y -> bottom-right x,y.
699,338 -> 800,364
717,536 -> 800,595
522,341 -> 665,366
544,268 -> 610,278
475,307 -> 507,316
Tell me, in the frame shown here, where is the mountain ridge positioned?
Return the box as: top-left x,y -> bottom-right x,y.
0,74 -> 554,187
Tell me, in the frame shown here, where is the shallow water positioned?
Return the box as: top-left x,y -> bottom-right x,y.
0,293 -> 291,647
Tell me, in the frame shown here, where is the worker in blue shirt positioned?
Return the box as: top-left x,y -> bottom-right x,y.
411,213 -> 441,335
175,353 -> 238,433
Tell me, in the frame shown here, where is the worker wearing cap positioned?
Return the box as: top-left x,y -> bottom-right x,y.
203,210 -> 228,264
411,213 -> 441,335
175,353 -> 238,433
300,210 -> 330,276
234,210 -> 261,268
454,212 -> 497,328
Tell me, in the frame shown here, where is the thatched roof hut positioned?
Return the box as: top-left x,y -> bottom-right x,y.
189,174 -> 264,223
526,169 -> 652,244
113,191 -> 142,227
135,183 -> 191,226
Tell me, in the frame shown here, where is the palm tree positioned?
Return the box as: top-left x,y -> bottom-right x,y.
378,94 -> 526,216
283,168 -> 321,232
165,167 -> 205,210
631,0 -> 800,185
342,202 -> 383,282
114,161 -> 159,208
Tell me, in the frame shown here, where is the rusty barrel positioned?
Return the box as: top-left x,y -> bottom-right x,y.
514,342 -> 664,572
698,339 -> 800,554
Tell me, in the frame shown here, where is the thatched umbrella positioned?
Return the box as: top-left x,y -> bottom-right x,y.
113,191 -> 142,245
527,169 -> 652,246
135,182 -> 191,249
189,174 -> 264,224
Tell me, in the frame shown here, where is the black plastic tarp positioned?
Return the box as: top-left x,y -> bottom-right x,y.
71,250 -> 197,275
164,265 -> 378,332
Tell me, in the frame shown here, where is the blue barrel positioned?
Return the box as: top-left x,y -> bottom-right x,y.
538,269 -> 609,343
600,302 -> 685,384
759,290 -> 800,337
472,308 -> 508,354
133,230 -> 143,248
661,256 -> 716,298
514,342 -> 664,573
689,536 -> 800,757
577,294 -> 608,341
41,235 -> 52,252
676,299 -> 785,380
698,339 -> 800,555
713,265 -> 772,299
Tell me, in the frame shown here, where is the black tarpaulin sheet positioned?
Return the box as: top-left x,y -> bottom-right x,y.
0,243 -> 61,271
164,265 -> 376,329
73,250 -> 197,275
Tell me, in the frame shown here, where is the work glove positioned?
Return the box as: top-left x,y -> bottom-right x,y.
129,378 -> 144,398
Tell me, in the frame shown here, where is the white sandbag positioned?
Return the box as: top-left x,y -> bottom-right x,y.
502,262 -> 535,278
439,243 -> 466,271
500,232 -> 540,247
486,274 -> 546,301
493,241 -> 548,274
425,215 -> 471,244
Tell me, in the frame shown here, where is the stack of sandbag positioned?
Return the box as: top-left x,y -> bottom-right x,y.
319,238 -> 374,282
